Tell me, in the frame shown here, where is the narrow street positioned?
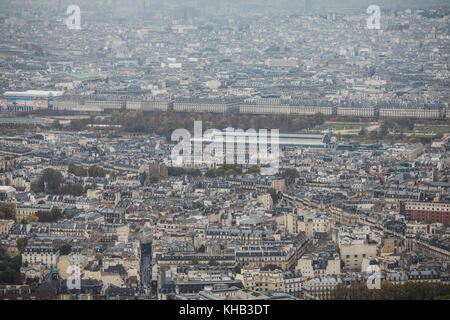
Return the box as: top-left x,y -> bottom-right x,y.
140,243 -> 152,296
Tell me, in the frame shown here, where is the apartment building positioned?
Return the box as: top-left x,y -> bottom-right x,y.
0,186 -> 16,201
339,240 -> 378,271
84,100 -> 123,110
403,201 -> 450,226
16,203 -> 52,223
236,266 -> 285,292
22,245 -> 60,268
283,270 -> 303,295
235,245 -> 296,271
329,203 -> 360,226
156,253 -> 236,267
296,213 -> 332,238
336,107 -> 375,117
296,254 -> 341,279
379,107 -> 441,119
53,100 -> 104,112
205,228 -> 263,245
239,104 -> 334,116
302,276 -> 341,300
173,99 -> 238,113
0,219 -> 14,235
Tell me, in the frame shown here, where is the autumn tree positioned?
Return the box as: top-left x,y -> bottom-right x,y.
26,214 -> 39,223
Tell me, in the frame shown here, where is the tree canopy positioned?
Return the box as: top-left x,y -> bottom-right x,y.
282,168 -> 299,185
35,207 -> 63,223
88,165 -> 108,178
16,237 -> 28,253
246,165 -> 261,174
68,163 -> 87,177
42,168 -> 63,194
267,188 -> 279,205
205,164 -> 242,178
0,203 -> 16,220
0,248 -> 22,285
331,281 -> 450,300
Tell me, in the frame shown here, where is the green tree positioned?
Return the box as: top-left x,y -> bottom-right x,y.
0,203 -> 16,220
267,188 -> 278,205
88,165 -> 108,178
51,120 -> 62,129
16,237 -> 28,253
36,207 -> 63,223
379,123 -> 389,136
224,169 -> 238,176
69,183 -> 84,196
42,168 -> 63,193
261,264 -> 280,271
59,244 -> 72,255
68,163 -> 87,177
25,277 -> 40,286
246,165 -> 261,174
139,172 -> 147,186
31,177 -> 45,193
312,112 -> 325,126
331,281 -> 450,300
78,110 -> 338,138
282,168 -> 299,185
205,169 -> 218,178
149,174 -> 163,184
208,259 -> 219,266
359,128 -> 368,136
206,164 -> 242,177
70,119 -> 84,131
188,169 -> 202,177
168,167 -> 187,176
84,183 -> 97,193
0,252 -> 22,285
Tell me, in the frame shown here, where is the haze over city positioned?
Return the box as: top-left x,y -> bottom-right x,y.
0,0 -> 448,307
